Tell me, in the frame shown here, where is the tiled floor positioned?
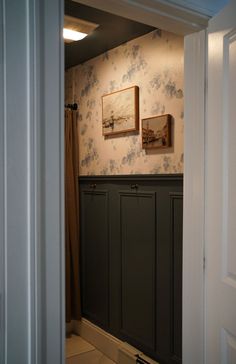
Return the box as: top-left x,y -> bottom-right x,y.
66,335 -> 116,364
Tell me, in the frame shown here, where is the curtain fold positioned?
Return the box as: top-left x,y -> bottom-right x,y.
65,109 -> 81,323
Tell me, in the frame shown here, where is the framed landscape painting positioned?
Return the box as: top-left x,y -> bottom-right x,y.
102,86 -> 139,136
142,114 -> 171,149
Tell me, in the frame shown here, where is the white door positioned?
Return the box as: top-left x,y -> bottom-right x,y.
206,1 -> 236,363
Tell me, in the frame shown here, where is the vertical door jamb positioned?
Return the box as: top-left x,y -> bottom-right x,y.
0,0 -> 5,360
183,30 -> 206,364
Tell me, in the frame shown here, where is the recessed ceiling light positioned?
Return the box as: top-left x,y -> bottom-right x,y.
63,28 -> 87,42
64,15 -> 98,43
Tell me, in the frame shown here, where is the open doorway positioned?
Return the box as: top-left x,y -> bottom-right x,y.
5,0 -> 236,362
1,0 -> 214,362
64,2 -> 184,364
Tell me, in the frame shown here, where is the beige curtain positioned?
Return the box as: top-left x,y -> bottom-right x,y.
65,109 -> 81,323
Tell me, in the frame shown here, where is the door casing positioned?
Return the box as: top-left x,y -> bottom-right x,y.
1,0 -> 227,363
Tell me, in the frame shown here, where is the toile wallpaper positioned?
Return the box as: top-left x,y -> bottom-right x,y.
65,29 -> 184,175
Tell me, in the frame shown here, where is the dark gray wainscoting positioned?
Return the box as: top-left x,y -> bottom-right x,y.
80,189 -> 109,328
79,174 -> 183,364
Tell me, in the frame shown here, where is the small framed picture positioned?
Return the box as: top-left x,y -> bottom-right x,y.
142,114 -> 171,149
102,86 -> 139,136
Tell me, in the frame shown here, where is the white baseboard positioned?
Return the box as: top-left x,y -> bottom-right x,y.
76,318 -> 159,364
77,318 -> 122,362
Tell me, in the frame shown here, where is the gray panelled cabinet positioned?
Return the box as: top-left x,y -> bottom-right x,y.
79,175 -> 183,364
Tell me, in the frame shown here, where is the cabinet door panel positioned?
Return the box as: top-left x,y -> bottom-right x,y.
119,191 -> 156,351
81,190 -> 109,329
171,194 -> 183,363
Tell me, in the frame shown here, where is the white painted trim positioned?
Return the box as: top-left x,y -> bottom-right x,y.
75,0 -> 209,35
183,30 -> 206,364
27,1 -> 42,362
0,0 -> 65,363
3,1 -> 33,362
166,0 -> 219,17
42,0 -> 65,363
0,1 -> 49,362
0,1 -> 6,362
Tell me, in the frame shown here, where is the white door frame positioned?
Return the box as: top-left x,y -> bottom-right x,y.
0,1 -> 5,362
0,0 -> 209,363
0,0 -> 65,363
183,30 -> 206,364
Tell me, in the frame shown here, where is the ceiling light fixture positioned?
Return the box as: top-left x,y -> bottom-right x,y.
64,15 -> 98,43
63,28 -> 87,42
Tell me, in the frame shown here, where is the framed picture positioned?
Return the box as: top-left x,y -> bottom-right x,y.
142,114 -> 171,149
102,86 -> 139,136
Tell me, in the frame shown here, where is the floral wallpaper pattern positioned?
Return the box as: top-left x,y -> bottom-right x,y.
65,29 -> 184,175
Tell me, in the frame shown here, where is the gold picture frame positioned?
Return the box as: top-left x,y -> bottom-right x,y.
142,114 -> 171,149
102,86 -> 139,136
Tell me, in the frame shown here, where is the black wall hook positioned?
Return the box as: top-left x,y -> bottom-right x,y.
65,103 -> 78,110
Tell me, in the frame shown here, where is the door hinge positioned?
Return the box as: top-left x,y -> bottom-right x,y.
203,256 -> 206,271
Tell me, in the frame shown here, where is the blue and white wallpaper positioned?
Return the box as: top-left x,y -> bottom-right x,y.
65,29 -> 184,175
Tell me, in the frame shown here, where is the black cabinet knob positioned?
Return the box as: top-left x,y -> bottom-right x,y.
89,183 -> 97,189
